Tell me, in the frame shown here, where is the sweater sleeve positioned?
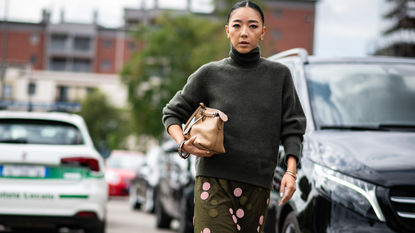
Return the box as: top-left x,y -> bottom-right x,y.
280,66 -> 307,164
162,64 -> 210,132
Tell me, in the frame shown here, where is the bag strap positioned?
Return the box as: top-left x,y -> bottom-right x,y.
183,103 -> 205,135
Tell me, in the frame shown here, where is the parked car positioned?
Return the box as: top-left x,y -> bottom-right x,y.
105,150 -> 144,197
263,49 -> 415,233
0,111 -> 108,233
129,140 -> 195,233
129,145 -> 165,212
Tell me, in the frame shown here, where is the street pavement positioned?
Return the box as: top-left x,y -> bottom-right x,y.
107,198 -> 179,233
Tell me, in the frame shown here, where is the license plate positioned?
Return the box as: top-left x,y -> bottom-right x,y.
1,165 -> 47,178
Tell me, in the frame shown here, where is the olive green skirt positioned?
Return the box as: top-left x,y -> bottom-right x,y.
194,176 -> 270,233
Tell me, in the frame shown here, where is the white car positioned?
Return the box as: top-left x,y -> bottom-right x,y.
0,111 -> 107,232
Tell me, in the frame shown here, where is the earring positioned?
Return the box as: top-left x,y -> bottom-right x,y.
260,37 -> 264,41
227,36 -> 230,40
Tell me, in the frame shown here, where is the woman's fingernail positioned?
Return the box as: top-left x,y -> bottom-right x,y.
207,151 -> 210,154
280,192 -> 283,197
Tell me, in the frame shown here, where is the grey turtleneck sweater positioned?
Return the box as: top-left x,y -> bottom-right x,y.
162,45 -> 306,189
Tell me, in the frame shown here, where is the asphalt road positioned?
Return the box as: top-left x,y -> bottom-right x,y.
107,198 -> 179,233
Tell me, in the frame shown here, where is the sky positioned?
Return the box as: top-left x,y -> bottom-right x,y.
0,0 -> 384,57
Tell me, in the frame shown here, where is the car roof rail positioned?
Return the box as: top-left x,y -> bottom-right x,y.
268,48 -> 309,64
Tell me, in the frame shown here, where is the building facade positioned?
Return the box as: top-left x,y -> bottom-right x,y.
374,0 -> 415,57
0,0 -> 317,107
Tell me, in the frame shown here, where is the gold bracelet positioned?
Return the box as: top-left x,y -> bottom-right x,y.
285,171 -> 297,180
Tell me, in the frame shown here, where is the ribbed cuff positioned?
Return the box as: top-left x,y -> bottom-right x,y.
164,118 -> 183,134
282,136 -> 302,165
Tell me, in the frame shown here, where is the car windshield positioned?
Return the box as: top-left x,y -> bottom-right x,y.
0,119 -> 84,145
106,156 -> 144,170
305,63 -> 415,129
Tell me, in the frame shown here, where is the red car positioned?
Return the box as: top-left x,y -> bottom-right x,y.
105,150 -> 144,196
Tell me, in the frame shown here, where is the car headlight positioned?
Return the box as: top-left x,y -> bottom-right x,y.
105,171 -> 120,185
314,164 -> 385,222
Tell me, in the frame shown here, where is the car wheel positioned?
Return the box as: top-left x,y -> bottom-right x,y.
178,188 -> 194,233
155,193 -> 172,229
282,212 -> 300,233
129,186 -> 141,210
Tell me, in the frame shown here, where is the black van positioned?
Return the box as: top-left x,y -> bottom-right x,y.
264,49 -> 415,233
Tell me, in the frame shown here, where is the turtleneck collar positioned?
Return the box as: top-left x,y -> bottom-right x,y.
229,43 -> 261,67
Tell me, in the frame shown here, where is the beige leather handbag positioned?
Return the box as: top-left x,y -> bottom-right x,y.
183,103 -> 228,154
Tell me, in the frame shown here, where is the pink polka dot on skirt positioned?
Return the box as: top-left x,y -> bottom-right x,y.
202,182 -> 211,191
259,215 -> 264,225
201,192 -> 209,200
232,215 -> 237,224
237,224 -> 241,231
267,198 -> 269,205
203,228 -> 211,233
257,226 -> 260,232
229,208 -> 233,215
236,209 -> 244,218
233,187 -> 242,197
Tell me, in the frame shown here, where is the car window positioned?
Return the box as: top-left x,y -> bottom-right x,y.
0,119 -> 84,145
305,63 -> 415,127
106,155 -> 144,169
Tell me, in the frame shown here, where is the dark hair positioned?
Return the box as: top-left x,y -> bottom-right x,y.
227,1 -> 265,26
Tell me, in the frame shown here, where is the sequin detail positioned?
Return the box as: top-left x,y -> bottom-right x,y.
246,204 -> 252,210
203,228 -> 211,233
240,196 -> 248,205
259,215 -> 264,225
211,200 -> 217,206
236,209 -> 244,218
233,188 -> 242,197
203,182 -> 211,191
219,179 -> 227,185
237,224 -> 241,231
209,209 -> 218,218
232,215 -> 237,223
258,187 -> 263,192
229,208 -> 233,215
201,192 -> 209,200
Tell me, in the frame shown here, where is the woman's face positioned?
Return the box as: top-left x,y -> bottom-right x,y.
226,7 -> 266,54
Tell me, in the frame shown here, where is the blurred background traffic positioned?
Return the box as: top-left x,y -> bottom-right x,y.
0,0 -> 414,232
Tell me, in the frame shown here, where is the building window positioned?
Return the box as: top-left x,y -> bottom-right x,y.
274,9 -> 283,18
30,33 -> 39,45
57,86 -> 69,102
103,39 -> 113,48
273,30 -> 282,39
50,57 -> 67,71
128,42 -> 136,50
50,34 -> 67,50
73,58 -> 92,72
101,60 -> 112,71
28,83 -> 36,95
30,55 -> 37,65
74,36 -> 91,51
2,84 -> 13,98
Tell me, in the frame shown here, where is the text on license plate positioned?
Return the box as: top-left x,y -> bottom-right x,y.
0,165 -> 48,178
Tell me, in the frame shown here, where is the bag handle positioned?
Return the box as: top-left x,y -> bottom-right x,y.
183,103 -> 205,135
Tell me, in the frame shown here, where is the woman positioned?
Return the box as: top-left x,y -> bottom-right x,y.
162,1 -> 306,232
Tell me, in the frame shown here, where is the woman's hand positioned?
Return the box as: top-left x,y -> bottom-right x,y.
279,155 -> 298,206
183,136 -> 213,157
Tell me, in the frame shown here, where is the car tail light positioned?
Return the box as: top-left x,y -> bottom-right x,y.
75,211 -> 97,218
61,157 -> 100,172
